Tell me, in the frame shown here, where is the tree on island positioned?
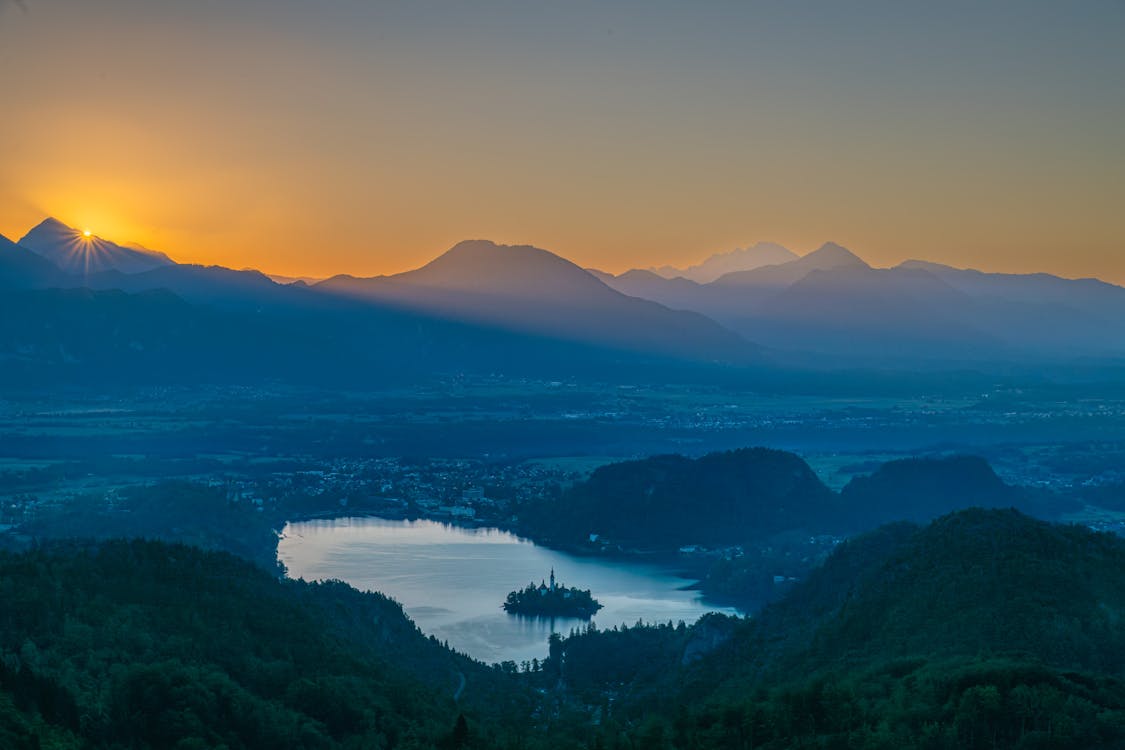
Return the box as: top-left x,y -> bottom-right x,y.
503,568 -> 603,618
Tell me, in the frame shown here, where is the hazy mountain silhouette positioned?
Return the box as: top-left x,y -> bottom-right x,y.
316,239 -> 758,362
589,268 -> 716,313
596,243 -> 1125,364
711,241 -> 870,289
19,218 -> 174,275
8,217 -> 1125,372
896,260 -> 1125,354
81,263 -> 296,310
599,242 -> 869,310
266,272 -> 325,285
0,284 -> 756,388
731,266 -> 1004,362
650,242 -> 798,283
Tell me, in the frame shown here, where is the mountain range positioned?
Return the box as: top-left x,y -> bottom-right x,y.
2,217 -> 1124,383
596,241 -> 1125,364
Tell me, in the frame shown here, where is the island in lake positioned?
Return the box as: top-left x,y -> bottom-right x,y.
503,569 -> 603,618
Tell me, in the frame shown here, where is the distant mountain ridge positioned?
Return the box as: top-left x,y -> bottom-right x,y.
710,241 -> 871,288
598,240 -> 1125,364
4,216 -> 1125,373
316,239 -> 758,363
0,225 -> 765,388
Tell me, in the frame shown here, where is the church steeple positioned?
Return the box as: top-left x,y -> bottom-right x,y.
550,568 -> 556,591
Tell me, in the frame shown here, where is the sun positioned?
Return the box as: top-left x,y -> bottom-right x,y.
82,229 -> 92,238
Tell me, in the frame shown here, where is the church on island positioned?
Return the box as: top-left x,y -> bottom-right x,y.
503,568 -> 603,618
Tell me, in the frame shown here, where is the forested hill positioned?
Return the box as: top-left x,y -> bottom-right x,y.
521,447 -> 839,548
551,509 -> 1125,748
5,513 -> 1125,748
0,540 -> 532,749
724,508 -> 1125,681
520,448 -> 1062,554
839,454 -> 1023,526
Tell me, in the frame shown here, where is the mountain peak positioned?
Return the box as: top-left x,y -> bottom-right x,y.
32,216 -> 73,232
19,216 -> 175,275
315,238 -> 756,363
709,241 -> 870,287
803,242 -> 869,269
443,238 -> 504,257
398,239 -> 595,296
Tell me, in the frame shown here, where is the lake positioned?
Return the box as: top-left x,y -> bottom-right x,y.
277,516 -> 742,664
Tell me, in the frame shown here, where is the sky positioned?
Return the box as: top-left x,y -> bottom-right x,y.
0,0 -> 1123,281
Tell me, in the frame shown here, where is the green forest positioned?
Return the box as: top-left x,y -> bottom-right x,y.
4,509 -> 1125,748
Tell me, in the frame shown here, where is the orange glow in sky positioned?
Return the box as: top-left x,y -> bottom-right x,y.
1,1 -> 1123,282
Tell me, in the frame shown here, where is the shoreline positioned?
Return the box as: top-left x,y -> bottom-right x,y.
274,508 -> 753,615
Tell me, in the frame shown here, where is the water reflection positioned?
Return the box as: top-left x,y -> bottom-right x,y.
278,516 -> 740,664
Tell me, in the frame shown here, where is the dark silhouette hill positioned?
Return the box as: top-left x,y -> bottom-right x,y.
840,455 -> 1021,528
520,447 -> 839,548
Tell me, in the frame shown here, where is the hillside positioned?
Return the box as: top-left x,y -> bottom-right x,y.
840,455 -> 1022,527
520,448 -> 839,548
744,509 -> 1125,676
0,540 -> 532,748
520,450 -> 1062,554
553,509 -> 1125,748
3,508 -> 1124,748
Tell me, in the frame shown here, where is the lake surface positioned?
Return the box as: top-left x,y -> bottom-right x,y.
278,516 -> 741,664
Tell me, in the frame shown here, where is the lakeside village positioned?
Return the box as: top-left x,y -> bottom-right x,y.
5,452 -> 1125,587
0,456 -> 833,578
0,455 -> 723,555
